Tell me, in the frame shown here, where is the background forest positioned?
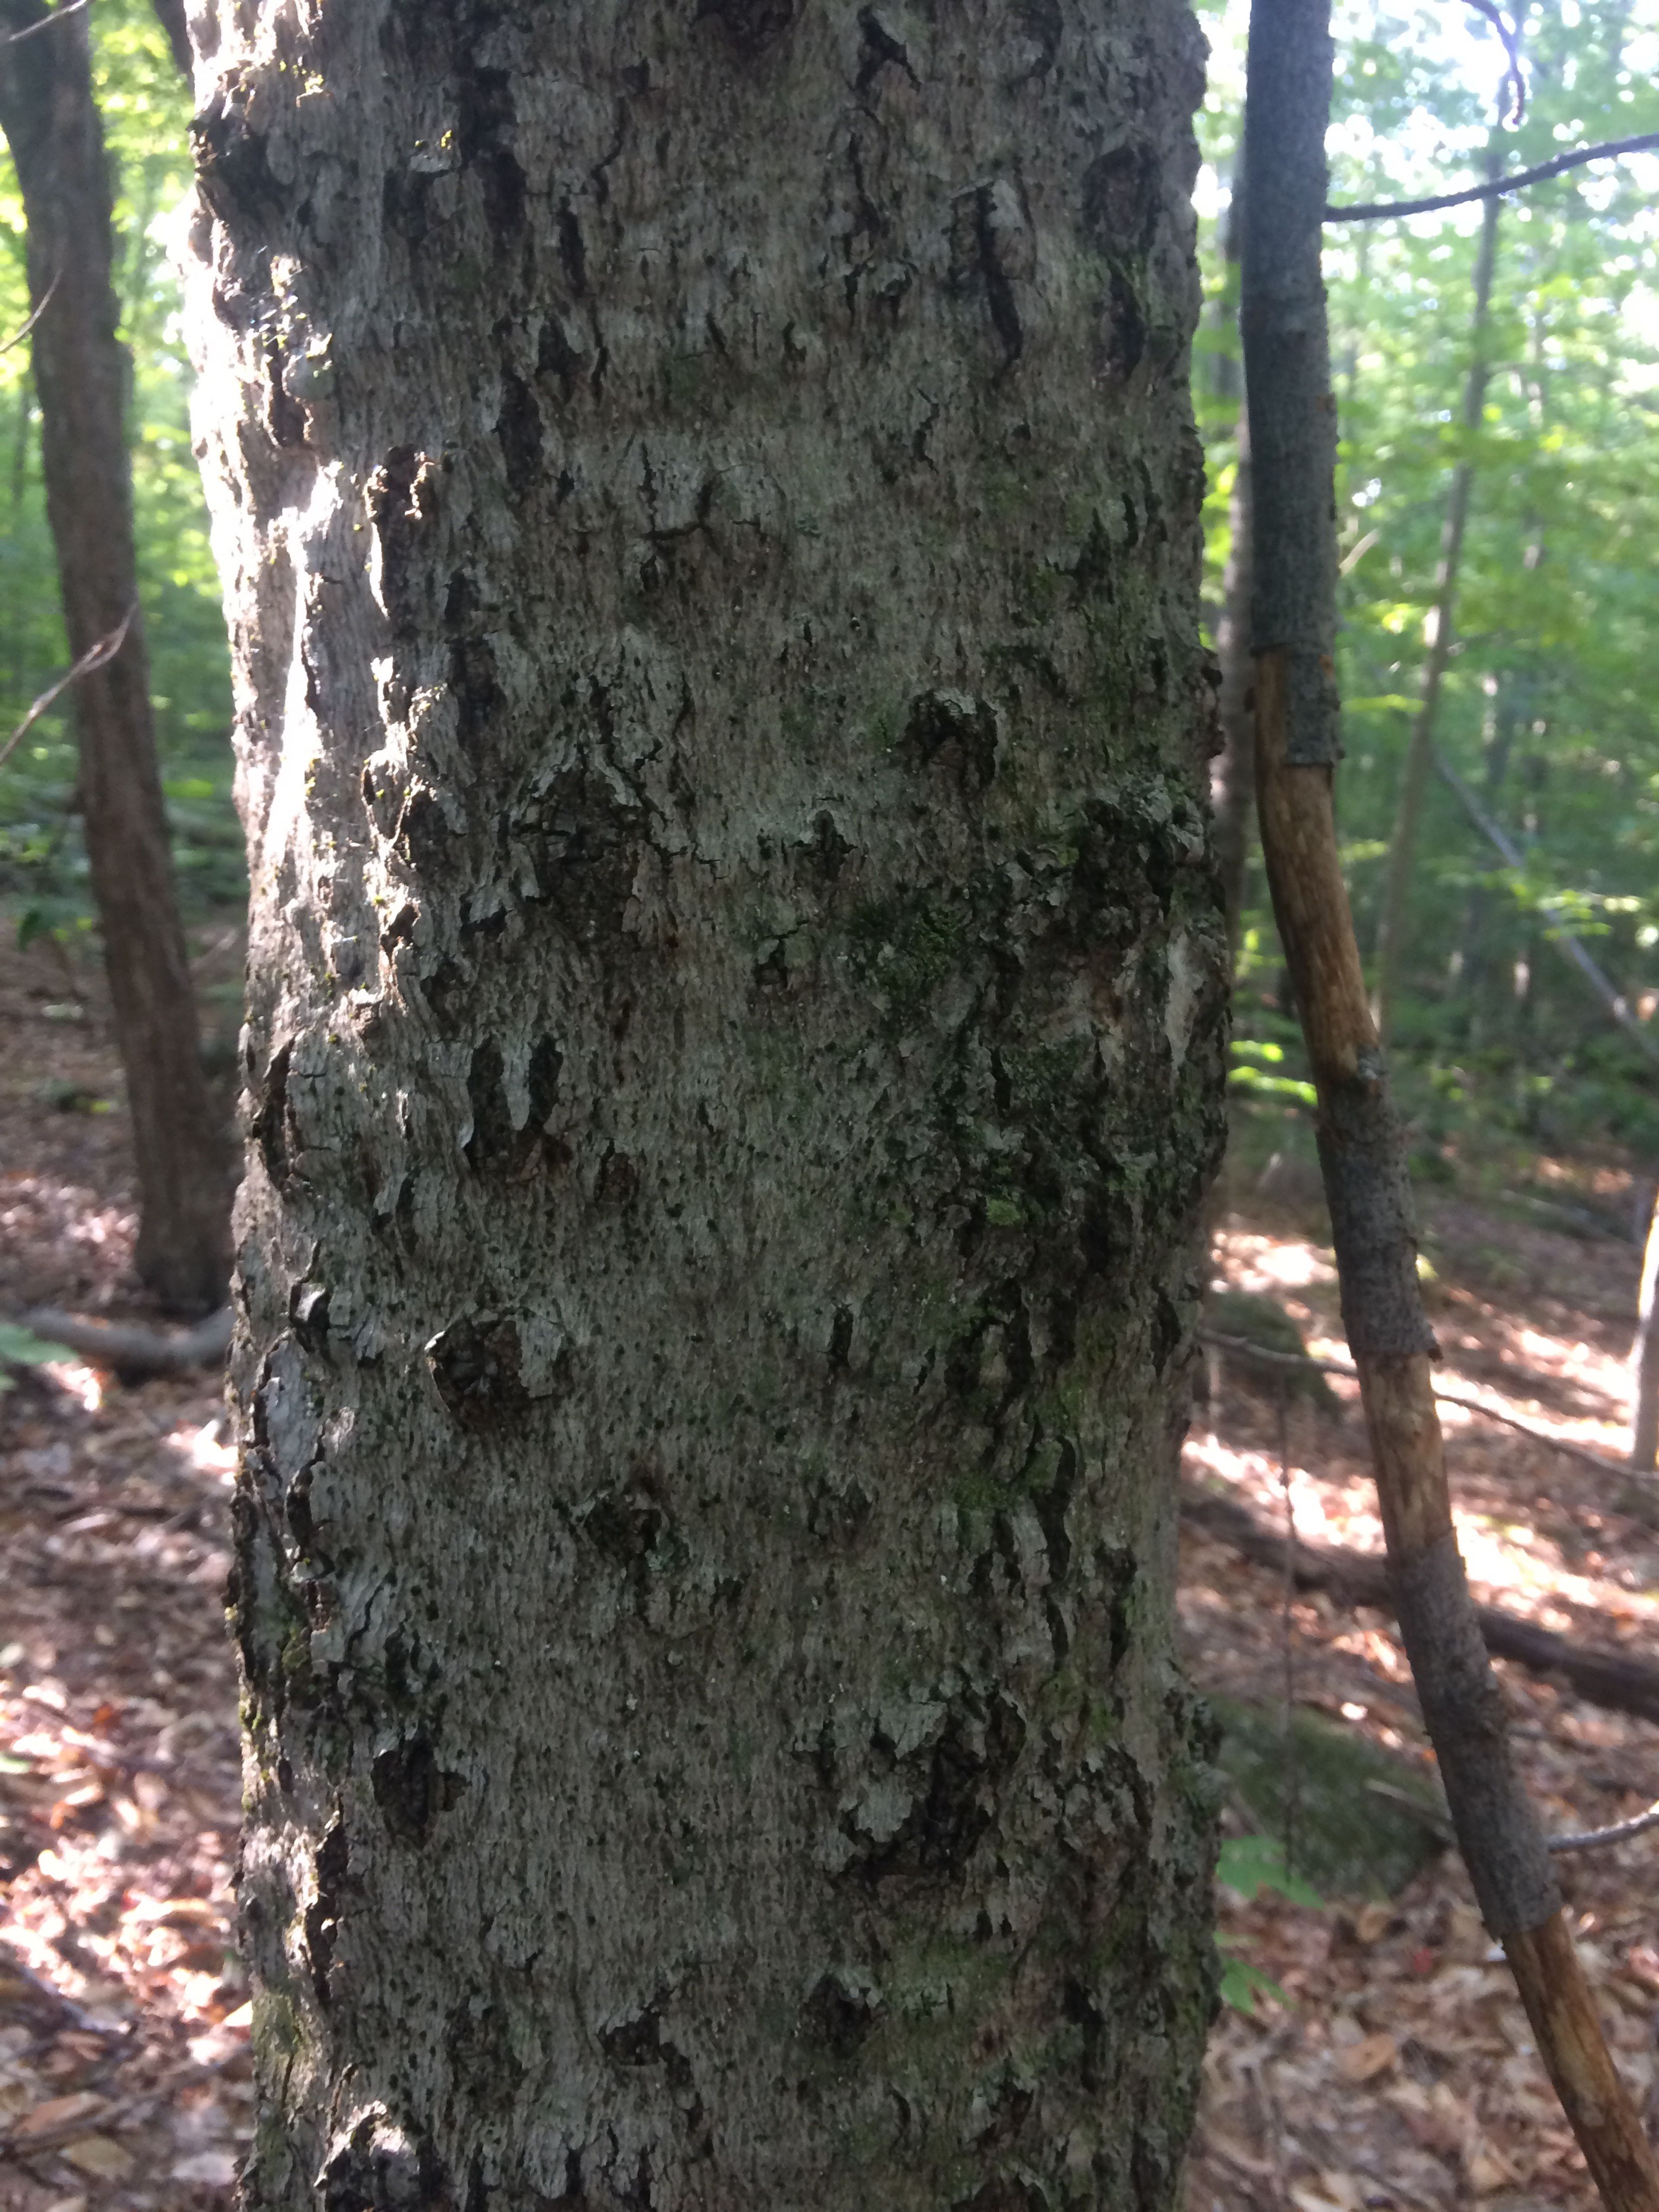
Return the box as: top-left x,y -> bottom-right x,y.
1201,0 -> 1659,1170
0,6 -> 1656,2205
0,0 -> 1656,1174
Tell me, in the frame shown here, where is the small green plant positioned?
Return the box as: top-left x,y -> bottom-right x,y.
1216,1947 -> 1287,2015
1217,1833 -> 1323,1907
1214,1835 -> 1323,2015
0,1322 -> 70,1391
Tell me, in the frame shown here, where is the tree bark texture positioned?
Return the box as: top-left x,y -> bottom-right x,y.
184,4 -> 1226,2207
0,0 -> 228,1312
1209,176 -> 1252,969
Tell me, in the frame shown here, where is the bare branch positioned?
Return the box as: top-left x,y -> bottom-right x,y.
1328,131 -> 1659,222
1,0 -> 91,46
0,265 -> 58,355
0,600 -> 138,775
1435,745 -> 1659,1071
19,1302 -> 231,1374
1549,1802 -> 1659,1856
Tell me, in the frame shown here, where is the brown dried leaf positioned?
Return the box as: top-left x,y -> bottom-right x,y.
10,2088 -> 106,2137
1337,2030 -> 1398,2084
61,2131 -> 135,2179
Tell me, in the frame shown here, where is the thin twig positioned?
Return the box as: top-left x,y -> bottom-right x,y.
1327,131 -> 1659,222
1,0 -> 92,44
1549,1802 -> 1659,1856
1433,745 -> 1659,1071
0,600 -> 138,776
1200,1328 -> 1640,1480
0,267 -> 58,356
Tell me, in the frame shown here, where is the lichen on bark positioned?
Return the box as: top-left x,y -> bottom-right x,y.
185,1 -> 1227,2204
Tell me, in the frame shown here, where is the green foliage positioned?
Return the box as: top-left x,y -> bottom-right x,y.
1216,1946 -> 1289,2016
1214,1837 -> 1322,2014
0,0 -> 238,944
1213,1695 -> 1450,1900
1198,0 -> 1659,1163
0,1320 -> 69,1389
1216,1833 -> 1324,1909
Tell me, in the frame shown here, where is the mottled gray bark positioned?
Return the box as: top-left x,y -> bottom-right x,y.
0,0 -> 227,1311
185,5 -> 1225,2206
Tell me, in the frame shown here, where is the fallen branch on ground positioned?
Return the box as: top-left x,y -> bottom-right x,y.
1182,1485 -> 1659,1728
1200,1328 -> 1640,1481
18,1304 -> 231,1377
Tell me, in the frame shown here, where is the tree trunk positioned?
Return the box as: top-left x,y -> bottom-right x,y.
0,0 -> 227,1312
1454,670 -> 1519,1026
1632,1185 -> 1659,1475
1372,168 -> 1502,1042
1210,172 -> 1253,969
184,4 -> 1226,2206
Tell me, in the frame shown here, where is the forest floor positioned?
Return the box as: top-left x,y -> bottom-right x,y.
1,930 -> 1656,2211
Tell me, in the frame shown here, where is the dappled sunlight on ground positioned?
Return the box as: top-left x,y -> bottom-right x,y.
1186,1191 -> 1659,2212
1222,1231 -> 1340,1295
5,932 -> 1659,2209
2,936 -> 247,2209
0,1373 -> 250,2208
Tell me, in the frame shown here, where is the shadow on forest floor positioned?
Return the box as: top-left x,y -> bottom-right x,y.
1,931 -> 1656,2210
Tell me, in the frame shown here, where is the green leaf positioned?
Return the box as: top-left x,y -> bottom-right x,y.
1217,1949 -> 1289,2016
1216,1833 -> 1325,1909
1227,1066 -> 1319,1105
0,1322 -> 70,1367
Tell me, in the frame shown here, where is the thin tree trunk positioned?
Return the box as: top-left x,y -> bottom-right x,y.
1454,671 -> 1519,1013
1436,744 -> 1659,1071
5,368 -> 29,706
1241,1 -> 1659,2202
1211,169 -> 1254,968
146,0 -> 191,80
1632,1187 -> 1659,1474
1373,167 -> 1503,1042
0,0 -> 227,1311
184,3 -> 1227,2204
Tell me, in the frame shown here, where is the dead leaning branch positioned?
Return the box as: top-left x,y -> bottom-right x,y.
1240,0 -> 1659,2202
